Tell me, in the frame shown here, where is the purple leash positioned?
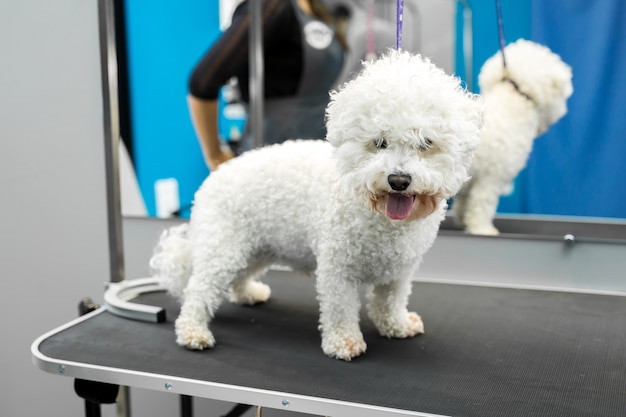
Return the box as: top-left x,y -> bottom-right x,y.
396,0 -> 404,50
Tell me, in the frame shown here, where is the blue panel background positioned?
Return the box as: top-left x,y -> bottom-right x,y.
124,1 -> 221,217
527,0 -> 626,218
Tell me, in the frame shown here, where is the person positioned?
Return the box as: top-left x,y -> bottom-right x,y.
188,0 -> 347,171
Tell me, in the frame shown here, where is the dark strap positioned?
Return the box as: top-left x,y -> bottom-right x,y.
495,0 -> 508,68
504,78 -> 535,103
495,0 -> 534,103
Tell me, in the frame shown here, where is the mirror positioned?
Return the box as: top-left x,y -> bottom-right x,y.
112,0 -> 626,240
114,0 -> 450,218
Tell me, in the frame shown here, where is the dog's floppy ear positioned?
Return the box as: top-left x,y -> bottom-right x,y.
324,88 -> 342,146
460,93 -> 485,166
325,79 -> 365,148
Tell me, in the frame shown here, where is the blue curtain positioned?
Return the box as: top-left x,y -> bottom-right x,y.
526,0 -> 626,218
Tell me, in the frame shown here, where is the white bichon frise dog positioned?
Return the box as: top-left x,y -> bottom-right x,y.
453,39 -> 573,235
150,50 -> 483,361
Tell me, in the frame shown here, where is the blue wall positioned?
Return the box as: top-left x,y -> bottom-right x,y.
125,1 -> 221,217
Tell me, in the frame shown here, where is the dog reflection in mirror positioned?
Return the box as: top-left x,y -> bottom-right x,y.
454,39 -> 573,235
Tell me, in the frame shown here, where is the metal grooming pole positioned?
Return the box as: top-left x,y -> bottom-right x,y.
97,0 -> 164,325
97,0 -> 131,416
99,0 -> 124,286
99,0 -> 268,324
249,0 -> 264,148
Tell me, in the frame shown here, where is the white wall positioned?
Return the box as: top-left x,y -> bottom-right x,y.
0,1 -> 113,416
418,0 -> 456,73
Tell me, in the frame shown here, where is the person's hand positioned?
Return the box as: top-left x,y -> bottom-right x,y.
207,148 -> 234,171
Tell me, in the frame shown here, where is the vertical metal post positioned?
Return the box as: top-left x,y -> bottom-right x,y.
97,0 -> 130,416
98,0 -> 125,284
249,0 -> 264,149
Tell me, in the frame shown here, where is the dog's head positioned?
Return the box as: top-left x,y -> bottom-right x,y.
479,39 -> 573,134
325,50 -> 483,222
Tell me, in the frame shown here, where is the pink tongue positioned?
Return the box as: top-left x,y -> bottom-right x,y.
386,194 -> 414,220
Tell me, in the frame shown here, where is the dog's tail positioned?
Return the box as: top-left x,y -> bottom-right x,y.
150,223 -> 192,302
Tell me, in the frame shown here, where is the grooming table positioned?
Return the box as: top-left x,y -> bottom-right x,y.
32,269 -> 626,417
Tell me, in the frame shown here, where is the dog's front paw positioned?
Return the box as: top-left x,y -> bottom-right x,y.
377,311 -> 425,339
321,332 -> 367,361
175,318 -> 216,350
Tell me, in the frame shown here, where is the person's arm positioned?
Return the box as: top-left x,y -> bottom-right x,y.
187,3 -> 253,171
187,0 -> 294,170
187,96 -> 233,171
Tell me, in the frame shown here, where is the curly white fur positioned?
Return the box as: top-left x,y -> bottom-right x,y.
454,39 -> 573,235
151,50 -> 483,361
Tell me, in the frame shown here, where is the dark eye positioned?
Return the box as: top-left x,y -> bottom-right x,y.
418,138 -> 433,151
375,139 -> 388,149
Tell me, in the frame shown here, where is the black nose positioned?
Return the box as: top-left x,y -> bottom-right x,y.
388,174 -> 412,191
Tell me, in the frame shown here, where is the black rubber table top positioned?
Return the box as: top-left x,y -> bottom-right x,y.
38,270 -> 626,417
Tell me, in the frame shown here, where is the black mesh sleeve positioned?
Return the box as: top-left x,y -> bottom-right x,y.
188,0 -> 302,101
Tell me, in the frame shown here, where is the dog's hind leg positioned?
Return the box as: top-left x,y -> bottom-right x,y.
367,278 -> 425,339
174,236 -> 258,350
315,265 -> 367,361
228,264 -> 272,305
461,179 -> 501,235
